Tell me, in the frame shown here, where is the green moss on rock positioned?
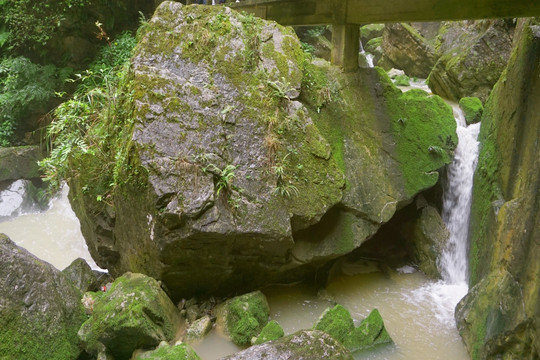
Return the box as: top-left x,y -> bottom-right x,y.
376,66 -> 457,197
218,291 -> 270,346
78,273 -> 180,359
459,97 -> 483,125
344,309 -> 393,351
136,341 -> 201,360
313,304 -> 355,344
251,320 -> 285,345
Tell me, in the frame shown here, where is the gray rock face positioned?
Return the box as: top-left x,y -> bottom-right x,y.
0,234 -> 86,360
219,330 -> 354,360
68,3 -> 457,301
70,1 -> 344,299
378,23 -> 437,78
0,145 -> 42,182
62,257 -> 112,294
428,20 -> 514,102
456,18 -> 540,359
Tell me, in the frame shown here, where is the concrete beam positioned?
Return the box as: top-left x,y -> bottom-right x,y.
231,0 -> 540,25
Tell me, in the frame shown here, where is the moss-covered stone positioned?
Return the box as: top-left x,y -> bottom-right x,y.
136,341 -> 201,360
251,320 -> 284,345
458,97 -> 483,125
0,234 -> 86,360
393,74 -> 410,86
222,330 -> 354,360
458,18 -> 540,360
78,273 -> 180,359
313,304 -> 355,344
185,315 -> 213,342
216,291 -> 270,346
360,24 -> 385,44
428,20 -> 514,102
0,145 -> 42,182
343,309 -> 393,351
375,67 -> 457,197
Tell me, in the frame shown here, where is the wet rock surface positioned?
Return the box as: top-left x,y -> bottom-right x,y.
0,234 -> 86,360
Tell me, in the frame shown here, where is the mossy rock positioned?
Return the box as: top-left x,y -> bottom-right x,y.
360,24 -> 385,44
343,309 -> 393,352
459,97 -> 483,125
375,66 -> 458,197
251,320 -> 285,345
135,341 -> 201,360
0,234 -> 86,360
78,273 -> 180,359
313,304 -> 355,344
393,74 -> 411,86
217,291 -> 270,346
222,330 -> 354,360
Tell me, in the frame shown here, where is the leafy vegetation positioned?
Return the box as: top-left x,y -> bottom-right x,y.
0,57 -> 71,146
39,31 -> 138,196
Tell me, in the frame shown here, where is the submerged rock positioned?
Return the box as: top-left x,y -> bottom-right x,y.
216,290 -> 270,346
78,272 -> 180,359
457,18 -> 540,360
220,330 -> 354,360
0,234 -> 86,360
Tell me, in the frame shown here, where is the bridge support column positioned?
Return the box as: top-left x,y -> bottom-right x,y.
331,23 -> 359,72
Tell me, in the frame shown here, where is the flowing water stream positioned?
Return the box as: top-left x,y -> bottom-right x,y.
0,80 -> 480,359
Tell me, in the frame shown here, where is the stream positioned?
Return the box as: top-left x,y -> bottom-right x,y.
0,80 -> 480,359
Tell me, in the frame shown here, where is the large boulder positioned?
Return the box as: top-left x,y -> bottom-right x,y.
220,330 -> 354,360
78,272 -> 180,359
0,234 -> 86,360
67,3 -> 457,299
457,18 -> 540,359
378,23 -> 437,78
313,304 -> 355,344
344,309 -> 393,351
427,20 -> 515,102
135,341 -> 201,360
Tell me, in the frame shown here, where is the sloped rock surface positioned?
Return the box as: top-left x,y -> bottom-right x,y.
428,20 -> 514,102
220,330 -> 353,360
0,234 -> 86,360
378,23 -> 437,78
457,18 -> 540,359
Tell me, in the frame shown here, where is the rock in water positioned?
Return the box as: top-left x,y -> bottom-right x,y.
251,320 -> 284,345
456,18 -> 540,360
458,97 -> 483,125
344,309 -> 393,352
78,272 -> 180,359
67,2 -> 458,300
220,330 -> 354,360
0,234 -> 86,360
215,290 -> 270,346
313,304 -> 355,344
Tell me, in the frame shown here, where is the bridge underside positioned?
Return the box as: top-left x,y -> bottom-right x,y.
230,0 -> 540,71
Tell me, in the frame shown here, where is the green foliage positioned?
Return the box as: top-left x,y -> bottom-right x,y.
39,31 -> 137,195
0,56 -> 70,146
305,26 -> 327,38
203,163 -> 237,197
0,0 -> 90,54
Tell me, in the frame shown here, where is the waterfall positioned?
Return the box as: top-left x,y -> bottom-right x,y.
439,106 -> 481,285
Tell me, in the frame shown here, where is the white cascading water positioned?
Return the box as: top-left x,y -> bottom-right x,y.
439,106 -> 481,285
